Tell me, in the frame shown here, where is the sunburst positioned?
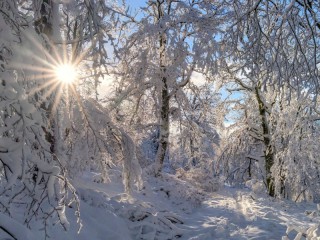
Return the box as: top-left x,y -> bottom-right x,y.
55,64 -> 77,84
13,31 -> 87,119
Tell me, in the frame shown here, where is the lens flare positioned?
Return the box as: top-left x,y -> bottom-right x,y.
12,31 -> 88,118
55,64 -> 77,84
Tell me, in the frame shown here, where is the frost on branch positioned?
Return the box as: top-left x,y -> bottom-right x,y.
0,2 -> 79,238
70,98 -> 143,193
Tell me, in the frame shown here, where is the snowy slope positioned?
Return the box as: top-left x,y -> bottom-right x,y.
44,170 -> 320,240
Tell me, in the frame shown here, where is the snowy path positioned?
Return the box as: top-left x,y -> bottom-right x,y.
181,189 -> 317,240
49,172 -> 320,240
181,192 -> 284,239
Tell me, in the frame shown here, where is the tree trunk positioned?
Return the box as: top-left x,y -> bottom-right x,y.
155,2 -> 170,175
35,0 -> 60,159
155,84 -> 169,175
155,47 -> 169,175
255,86 -> 275,197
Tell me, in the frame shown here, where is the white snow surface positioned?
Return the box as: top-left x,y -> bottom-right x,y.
25,170 -> 320,240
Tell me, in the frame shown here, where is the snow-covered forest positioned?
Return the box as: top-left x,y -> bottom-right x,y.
1,0 -> 320,239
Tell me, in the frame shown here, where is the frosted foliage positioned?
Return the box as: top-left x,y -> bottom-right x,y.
65,98 -> 143,193
216,0 -> 320,198
139,129 -> 159,167
284,221 -> 320,240
62,97 -> 120,178
224,0 -> 320,93
270,95 -> 320,201
176,168 -> 220,192
0,1 -> 78,237
217,124 -> 264,186
3,0 -> 320,238
121,130 -> 143,193
170,83 -> 220,171
114,0 -> 223,174
218,81 -> 320,199
114,199 -> 184,240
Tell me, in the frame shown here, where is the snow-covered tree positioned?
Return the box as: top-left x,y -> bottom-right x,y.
0,1 -> 79,238
217,74 -> 320,200
171,81 -> 220,170
215,0 -> 320,198
115,0 -> 225,175
0,1 -> 142,238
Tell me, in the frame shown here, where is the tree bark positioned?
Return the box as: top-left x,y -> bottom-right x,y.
155,79 -> 170,175
155,2 -> 170,175
255,86 -> 275,197
35,0 -> 60,159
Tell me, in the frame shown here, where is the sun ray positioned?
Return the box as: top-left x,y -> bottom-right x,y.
48,40 -> 66,67
72,44 -> 92,66
23,32 -> 61,67
69,83 -> 91,124
27,73 -> 57,81
19,31 -> 83,125
10,62 -> 55,74
40,81 -> 61,104
24,81 -> 62,121
27,78 -> 60,97
50,84 -> 64,119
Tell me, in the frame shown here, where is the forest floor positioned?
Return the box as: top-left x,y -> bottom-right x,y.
46,169 -> 319,240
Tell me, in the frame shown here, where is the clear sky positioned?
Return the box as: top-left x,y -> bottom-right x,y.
127,0 -> 146,10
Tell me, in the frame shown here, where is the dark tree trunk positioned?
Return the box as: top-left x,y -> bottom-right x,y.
255,86 -> 275,197
155,2 -> 170,175
35,0 -> 59,158
155,84 -> 170,175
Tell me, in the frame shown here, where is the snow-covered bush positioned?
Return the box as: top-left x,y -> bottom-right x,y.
176,168 -> 220,192
245,179 -> 266,195
63,98 -> 143,193
217,123 -> 265,187
270,94 -> 320,201
138,128 -> 159,168
283,224 -> 320,240
76,186 -> 184,240
143,173 -> 206,210
117,202 -> 184,240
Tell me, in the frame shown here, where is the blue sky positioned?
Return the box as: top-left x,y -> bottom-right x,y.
127,0 -> 146,10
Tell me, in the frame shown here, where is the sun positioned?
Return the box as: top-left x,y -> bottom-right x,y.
55,64 -> 77,84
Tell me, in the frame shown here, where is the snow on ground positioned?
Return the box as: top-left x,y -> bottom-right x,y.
45,170 -> 320,240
